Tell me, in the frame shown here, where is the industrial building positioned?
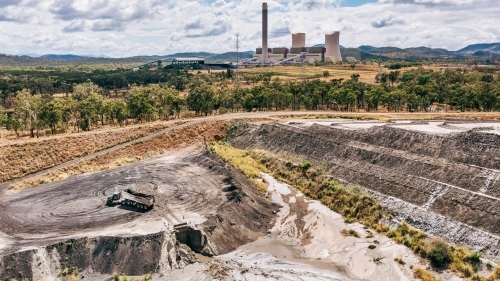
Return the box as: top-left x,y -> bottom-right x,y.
292,33 -> 306,48
243,2 -> 342,66
171,57 -> 205,65
325,32 -> 342,62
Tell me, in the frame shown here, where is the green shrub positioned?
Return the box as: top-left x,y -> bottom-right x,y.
427,239 -> 453,267
468,251 -> 482,263
302,161 -> 312,171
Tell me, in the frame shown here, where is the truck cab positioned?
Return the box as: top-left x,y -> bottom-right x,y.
107,192 -> 121,204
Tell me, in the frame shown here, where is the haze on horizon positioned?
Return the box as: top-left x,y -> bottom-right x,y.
0,0 -> 498,58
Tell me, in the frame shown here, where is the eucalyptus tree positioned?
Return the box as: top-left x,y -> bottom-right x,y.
15,89 -> 42,137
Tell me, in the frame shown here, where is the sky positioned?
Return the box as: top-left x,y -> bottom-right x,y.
0,0 -> 499,58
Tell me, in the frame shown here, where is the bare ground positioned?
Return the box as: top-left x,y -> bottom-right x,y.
0,146 -> 277,280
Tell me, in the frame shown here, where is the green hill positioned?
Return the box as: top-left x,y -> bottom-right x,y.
340,48 -> 389,61
457,43 -> 500,54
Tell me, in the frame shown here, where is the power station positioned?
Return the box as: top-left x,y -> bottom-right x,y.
245,2 -> 342,66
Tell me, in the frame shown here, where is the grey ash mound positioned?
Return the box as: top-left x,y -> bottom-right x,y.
0,148 -> 277,280
231,122 -> 500,259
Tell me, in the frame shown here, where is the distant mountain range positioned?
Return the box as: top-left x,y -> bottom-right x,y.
1,42 -> 499,67
353,43 -> 500,60
16,54 -> 112,59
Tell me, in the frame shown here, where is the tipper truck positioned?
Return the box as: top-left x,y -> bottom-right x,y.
106,189 -> 155,210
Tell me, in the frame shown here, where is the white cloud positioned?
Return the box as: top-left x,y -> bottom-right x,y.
0,0 -> 498,56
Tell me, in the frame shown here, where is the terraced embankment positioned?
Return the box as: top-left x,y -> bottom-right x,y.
0,122 -> 178,183
231,122 -> 500,259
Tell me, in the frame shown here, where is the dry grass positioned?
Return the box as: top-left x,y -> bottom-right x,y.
241,63 -> 382,82
489,264 -> 500,281
0,122 -> 179,183
211,144 -> 269,192
340,229 -> 360,238
413,268 -> 443,281
11,120 -> 231,190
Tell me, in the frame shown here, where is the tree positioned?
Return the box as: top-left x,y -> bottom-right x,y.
128,88 -> 157,122
0,107 -> 7,138
39,101 -> 62,135
186,82 -> 216,115
72,80 -> 102,101
5,115 -> 20,137
77,94 -> 100,131
109,100 -> 129,126
167,94 -> 184,119
388,71 -> 400,86
15,90 -> 42,138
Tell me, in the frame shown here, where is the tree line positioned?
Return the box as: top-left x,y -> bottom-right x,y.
0,81 -> 184,138
0,66 -> 196,107
1,65 -> 500,138
185,67 -> 500,114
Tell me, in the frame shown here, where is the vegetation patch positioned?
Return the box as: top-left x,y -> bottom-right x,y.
340,229 -> 360,238
413,268 -> 443,281
210,144 -> 268,192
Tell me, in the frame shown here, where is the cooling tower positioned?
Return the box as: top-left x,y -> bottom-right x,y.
262,3 -> 268,64
292,33 -> 306,48
325,31 -> 342,62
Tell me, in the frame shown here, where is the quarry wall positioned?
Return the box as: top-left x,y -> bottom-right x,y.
231,123 -> 500,259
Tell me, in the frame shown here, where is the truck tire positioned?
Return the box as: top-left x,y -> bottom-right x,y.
121,201 -> 126,205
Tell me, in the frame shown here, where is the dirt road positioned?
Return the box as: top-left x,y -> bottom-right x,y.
2,110 -> 498,192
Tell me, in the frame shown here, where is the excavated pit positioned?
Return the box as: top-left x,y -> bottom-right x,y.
231,121 -> 500,259
0,147 -> 277,279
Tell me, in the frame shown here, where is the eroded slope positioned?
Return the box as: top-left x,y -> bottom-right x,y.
231,123 -> 500,259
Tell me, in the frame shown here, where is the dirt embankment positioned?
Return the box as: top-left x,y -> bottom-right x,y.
231,123 -> 500,258
9,120 -> 231,190
191,151 -> 280,254
0,232 -> 197,281
0,123 -> 174,183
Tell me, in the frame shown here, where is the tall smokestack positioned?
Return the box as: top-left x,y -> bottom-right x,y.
262,2 -> 268,64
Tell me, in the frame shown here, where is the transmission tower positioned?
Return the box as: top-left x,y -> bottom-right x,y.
235,33 -> 241,92
300,61 -> 306,80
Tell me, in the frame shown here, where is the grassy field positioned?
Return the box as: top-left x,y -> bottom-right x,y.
239,63 -> 382,83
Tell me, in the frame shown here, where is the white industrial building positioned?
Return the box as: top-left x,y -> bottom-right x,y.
244,3 -> 343,66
